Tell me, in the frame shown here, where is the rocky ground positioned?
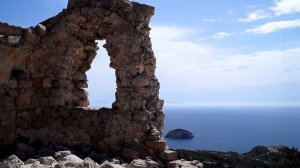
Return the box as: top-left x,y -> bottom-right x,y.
0,152 -> 204,168
0,152 -> 159,168
0,145 -> 203,168
2,145 -> 300,168
176,145 -> 300,168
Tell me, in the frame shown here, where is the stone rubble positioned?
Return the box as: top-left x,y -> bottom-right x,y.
168,159 -> 204,168
0,151 -> 202,168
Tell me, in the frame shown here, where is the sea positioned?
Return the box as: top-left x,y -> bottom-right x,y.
163,106 -> 300,153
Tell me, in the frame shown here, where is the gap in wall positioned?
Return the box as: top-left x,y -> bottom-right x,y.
86,40 -> 116,109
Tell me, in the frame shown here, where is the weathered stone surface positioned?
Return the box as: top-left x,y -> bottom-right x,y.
0,0 -> 169,163
24,159 -> 39,165
131,75 -> 150,88
145,157 -> 159,168
34,24 -> 47,36
42,78 -> 52,88
54,151 -> 72,160
100,161 -> 124,168
168,159 -> 203,168
38,156 -> 57,166
78,158 -> 98,168
121,148 -> 147,162
127,159 -> 147,168
144,140 -> 166,150
8,36 -> 21,44
160,150 -> 177,161
58,154 -> 83,167
0,155 -> 24,168
54,163 -> 66,168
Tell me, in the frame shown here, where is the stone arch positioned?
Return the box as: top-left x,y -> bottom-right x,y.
27,0 -> 162,112
0,0 -> 166,161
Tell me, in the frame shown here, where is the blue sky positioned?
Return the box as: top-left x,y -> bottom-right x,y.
1,0 -> 300,107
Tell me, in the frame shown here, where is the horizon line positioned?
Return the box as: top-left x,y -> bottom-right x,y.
88,101 -> 300,109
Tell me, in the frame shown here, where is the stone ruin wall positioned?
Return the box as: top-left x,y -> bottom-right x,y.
0,0 -> 169,161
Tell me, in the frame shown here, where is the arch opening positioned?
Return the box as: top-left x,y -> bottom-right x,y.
86,40 -> 116,109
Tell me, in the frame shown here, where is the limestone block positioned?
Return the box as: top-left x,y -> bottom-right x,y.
144,140 -> 166,150
160,150 -> 177,161
8,36 -> 21,44
42,78 -> 52,88
18,81 -> 31,88
145,158 -> 159,168
49,97 -> 65,106
133,110 -> 150,121
131,98 -> 145,110
100,161 -> 124,168
34,24 -> 47,36
38,156 -> 57,166
54,151 -> 72,161
168,160 -> 203,168
0,155 -> 24,168
7,89 -> 18,97
24,29 -> 40,44
8,80 -> 18,89
131,75 -> 150,88
73,71 -> 87,81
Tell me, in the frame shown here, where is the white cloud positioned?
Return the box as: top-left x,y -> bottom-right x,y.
87,25 -> 300,106
271,0 -> 300,15
247,19 -> 300,33
247,4 -> 260,9
201,18 -> 217,23
212,32 -> 231,39
227,10 -> 234,15
239,0 -> 300,24
150,26 -> 300,104
238,10 -> 272,22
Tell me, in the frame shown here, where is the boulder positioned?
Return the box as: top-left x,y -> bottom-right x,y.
54,151 -> 72,161
75,157 -> 98,168
168,159 -> 203,168
38,156 -> 57,166
99,161 -> 124,168
54,163 -> 66,168
127,158 -> 159,168
58,154 -> 83,167
145,158 -> 159,168
0,155 -> 24,168
127,159 -> 147,168
160,150 -> 177,161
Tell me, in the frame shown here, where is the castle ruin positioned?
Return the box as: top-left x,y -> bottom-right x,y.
0,0 -> 174,162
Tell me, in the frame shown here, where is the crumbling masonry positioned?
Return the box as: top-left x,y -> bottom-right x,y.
0,0 -> 173,161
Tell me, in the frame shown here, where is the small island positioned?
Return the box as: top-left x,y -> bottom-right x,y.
165,129 -> 194,139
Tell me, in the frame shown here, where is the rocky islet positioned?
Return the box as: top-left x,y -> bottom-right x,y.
165,129 -> 194,139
